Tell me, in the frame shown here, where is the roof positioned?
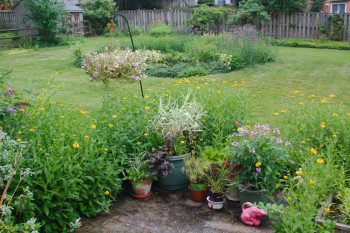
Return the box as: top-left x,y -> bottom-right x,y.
13,0 -> 84,13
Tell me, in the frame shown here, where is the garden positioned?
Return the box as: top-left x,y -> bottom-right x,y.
1,5 -> 350,232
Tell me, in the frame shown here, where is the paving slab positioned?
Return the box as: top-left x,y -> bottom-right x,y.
78,186 -> 275,233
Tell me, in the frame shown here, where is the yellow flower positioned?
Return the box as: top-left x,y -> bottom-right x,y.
61,115 -> 65,119
39,148 -> 43,152
144,95 -> 150,99
145,106 -> 150,110
61,133 -> 65,137
296,171 -> 303,176
287,196 -> 292,201
108,124 -> 114,128
293,90 -> 299,94
324,207 -> 330,213
310,148 -> 317,155
122,97 -> 127,100
19,108 -> 25,112
51,101 -> 57,105
301,140 -> 305,144
321,98 -> 327,103
38,107 -> 45,111
255,162 -> 262,167
180,140 -> 185,144
309,179 -> 316,185
84,135 -> 89,139
163,94 -> 169,97
104,148 -> 108,151
283,176 -> 288,179
137,141 -> 141,145
333,134 -> 337,138
316,158 -> 325,164
112,115 -> 118,119
16,138 -> 22,142
332,113 -> 339,117
274,112 -> 280,116
196,86 -> 201,90
80,110 -> 87,114
329,94 -> 335,98
73,143 -> 79,149
104,190 -> 110,195
18,131 -> 22,134
90,124 -> 96,129
280,109 -> 287,113
321,122 -> 326,128
144,133 -> 149,137
29,128 -> 35,132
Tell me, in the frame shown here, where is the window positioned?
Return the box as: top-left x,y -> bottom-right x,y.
331,3 -> 346,13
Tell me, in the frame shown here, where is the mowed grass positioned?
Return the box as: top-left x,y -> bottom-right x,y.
1,36 -> 350,127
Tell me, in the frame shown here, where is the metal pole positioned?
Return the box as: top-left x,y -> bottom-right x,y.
116,14 -> 144,99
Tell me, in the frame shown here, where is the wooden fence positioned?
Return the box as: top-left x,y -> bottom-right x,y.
262,13 -> 350,41
0,10 -> 18,29
117,9 -> 192,31
118,10 -> 350,41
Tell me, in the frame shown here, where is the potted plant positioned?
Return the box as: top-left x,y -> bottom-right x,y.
182,156 -> 210,202
151,91 -> 204,191
205,164 -> 228,210
126,152 -> 157,199
228,124 -> 291,205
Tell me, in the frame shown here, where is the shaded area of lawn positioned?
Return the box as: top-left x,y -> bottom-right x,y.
1,36 -> 349,127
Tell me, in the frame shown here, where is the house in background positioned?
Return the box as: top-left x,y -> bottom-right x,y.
11,0 -> 84,35
322,0 -> 350,13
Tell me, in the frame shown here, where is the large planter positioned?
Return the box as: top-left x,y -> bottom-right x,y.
130,179 -> 153,199
238,184 -> 270,206
226,187 -> 240,201
157,153 -> 190,191
317,194 -> 350,232
189,186 -> 207,202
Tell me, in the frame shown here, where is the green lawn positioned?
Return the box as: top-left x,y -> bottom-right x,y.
1,36 -> 350,127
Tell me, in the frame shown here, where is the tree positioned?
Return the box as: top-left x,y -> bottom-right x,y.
23,0 -> 68,44
228,0 -> 271,29
310,0 -> 326,12
262,0 -> 307,13
81,0 -> 116,35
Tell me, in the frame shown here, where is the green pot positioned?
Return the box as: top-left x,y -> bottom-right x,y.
157,153 -> 190,191
238,184 -> 271,206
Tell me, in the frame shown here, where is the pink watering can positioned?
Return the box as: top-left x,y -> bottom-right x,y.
241,202 -> 267,226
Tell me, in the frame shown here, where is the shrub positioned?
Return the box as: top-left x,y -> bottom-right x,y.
271,38 -> 350,50
81,0 -> 116,35
187,5 -> 228,31
23,0 -> 68,45
320,14 -> 345,41
148,22 -> 173,37
137,35 -> 191,52
178,66 -> 208,78
83,46 -> 163,84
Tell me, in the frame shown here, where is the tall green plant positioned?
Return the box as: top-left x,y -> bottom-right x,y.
187,5 -> 228,32
81,0 -> 116,35
310,0 -> 326,12
262,0 -> 307,13
23,0 -> 68,44
228,0 -> 271,29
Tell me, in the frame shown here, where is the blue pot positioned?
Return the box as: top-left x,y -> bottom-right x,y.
157,153 -> 190,191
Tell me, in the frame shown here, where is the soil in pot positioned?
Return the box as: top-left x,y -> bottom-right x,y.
208,191 -> 225,202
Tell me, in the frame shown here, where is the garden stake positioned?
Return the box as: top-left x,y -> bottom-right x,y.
116,14 -> 144,99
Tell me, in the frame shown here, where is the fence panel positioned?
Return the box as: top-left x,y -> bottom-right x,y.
0,10 -> 18,29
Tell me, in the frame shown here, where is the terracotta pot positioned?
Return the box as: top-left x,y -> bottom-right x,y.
189,186 -> 207,202
131,179 -> 152,196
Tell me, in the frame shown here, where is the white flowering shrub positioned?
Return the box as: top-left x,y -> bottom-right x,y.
83,47 -> 163,84
0,130 -> 39,232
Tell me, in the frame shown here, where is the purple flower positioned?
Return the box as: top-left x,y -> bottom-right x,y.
83,63 -> 88,68
133,63 -> 138,67
232,142 -> 239,147
7,107 -> 14,115
115,39 -> 119,44
134,76 -> 141,81
285,141 -> 291,146
118,60 -> 124,64
256,167 -> 261,173
262,124 -> 270,131
249,149 -> 256,154
93,71 -> 98,79
6,88 -> 15,95
273,128 -> 280,134
254,124 -> 261,129
275,138 -> 283,143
